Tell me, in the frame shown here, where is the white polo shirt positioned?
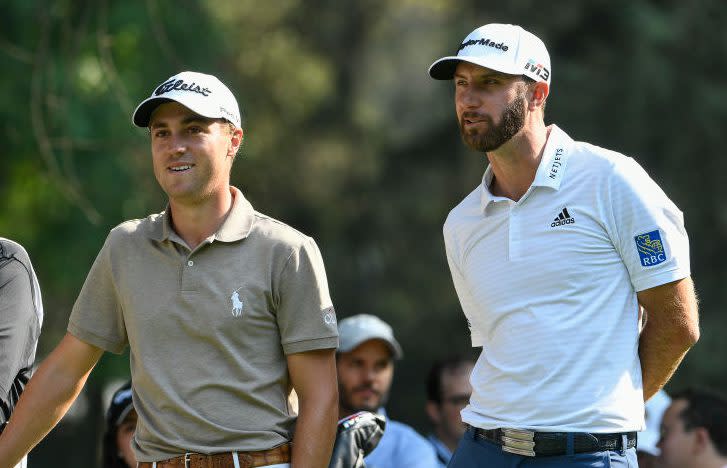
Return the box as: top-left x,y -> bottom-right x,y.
444,125 -> 690,432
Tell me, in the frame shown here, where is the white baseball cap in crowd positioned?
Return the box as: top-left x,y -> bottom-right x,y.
337,314 -> 403,359
429,23 -> 551,85
132,71 -> 241,128
638,389 -> 672,456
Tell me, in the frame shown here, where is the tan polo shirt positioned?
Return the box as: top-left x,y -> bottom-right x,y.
68,187 -> 338,461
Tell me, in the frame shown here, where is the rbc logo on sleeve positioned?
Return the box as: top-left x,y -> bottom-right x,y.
635,230 -> 667,267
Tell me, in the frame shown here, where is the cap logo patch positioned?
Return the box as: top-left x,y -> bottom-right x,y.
458,37 -> 509,52
635,230 -> 667,267
155,78 -> 211,97
524,59 -> 550,81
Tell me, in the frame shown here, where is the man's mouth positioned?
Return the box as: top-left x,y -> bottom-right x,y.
464,118 -> 486,125
169,164 -> 194,172
354,387 -> 379,398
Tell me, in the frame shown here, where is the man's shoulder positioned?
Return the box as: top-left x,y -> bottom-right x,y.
366,417 -> 439,467
106,215 -> 157,243
0,238 -> 33,283
383,419 -> 433,446
0,238 -> 30,263
569,138 -> 638,175
249,211 -> 314,250
444,185 -> 482,230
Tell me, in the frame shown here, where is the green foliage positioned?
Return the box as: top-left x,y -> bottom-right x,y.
1,1 -> 725,464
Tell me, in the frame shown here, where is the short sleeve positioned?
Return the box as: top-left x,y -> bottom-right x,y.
275,237 -> 338,355
67,235 -> 128,353
606,158 -> 690,292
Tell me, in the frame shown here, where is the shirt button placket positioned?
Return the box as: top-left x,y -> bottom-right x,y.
509,203 -> 520,260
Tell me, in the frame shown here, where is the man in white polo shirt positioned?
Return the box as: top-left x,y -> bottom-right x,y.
428,23 -> 700,466
0,71 -> 339,468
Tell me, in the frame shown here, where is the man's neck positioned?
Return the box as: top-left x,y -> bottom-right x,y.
434,431 -> 458,453
487,122 -> 550,201
168,187 -> 234,250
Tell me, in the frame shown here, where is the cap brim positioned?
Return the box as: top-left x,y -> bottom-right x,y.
429,56 -> 465,80
114,403 -> 135,426
428,56 -> 524,80
338,334 -> 403,360
132,97 -> 174,127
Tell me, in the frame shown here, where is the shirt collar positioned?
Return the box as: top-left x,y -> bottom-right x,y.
147,186 -> 255,244
427,434 -> 453,462
480,124 -> 574,212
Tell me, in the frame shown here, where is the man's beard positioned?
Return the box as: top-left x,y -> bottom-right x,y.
459,94 -> 527,152
338,382 -> 390,414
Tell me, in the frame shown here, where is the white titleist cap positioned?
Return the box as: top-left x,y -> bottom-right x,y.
429,23 -> 551,85
132,71 -> 241,128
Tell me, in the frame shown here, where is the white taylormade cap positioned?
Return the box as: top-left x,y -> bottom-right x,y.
429,23 -> 551,85
132,71 -> 241,128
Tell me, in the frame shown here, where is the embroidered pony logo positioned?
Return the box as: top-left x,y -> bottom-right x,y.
230,289 -> 244,317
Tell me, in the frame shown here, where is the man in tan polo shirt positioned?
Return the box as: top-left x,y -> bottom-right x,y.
0,71 -> 339,468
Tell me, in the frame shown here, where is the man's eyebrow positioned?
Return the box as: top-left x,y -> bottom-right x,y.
149,121 -> 168,130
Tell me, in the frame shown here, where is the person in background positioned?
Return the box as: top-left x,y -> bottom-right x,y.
425,357 -> 475,467
429,22 -> 699,467
101,381 -> 137,468
335,314 -> 439,468
658,387 -> 727,468
0,239 -> 44,468
636,389 -> 671,468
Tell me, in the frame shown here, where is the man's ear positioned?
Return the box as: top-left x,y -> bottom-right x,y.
692,427 -> 712,455
528,82 -> 549,110
228,128 -> 244,158
426,400 -> 442,425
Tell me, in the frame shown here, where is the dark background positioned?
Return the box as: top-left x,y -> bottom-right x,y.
1,1 -> 725,465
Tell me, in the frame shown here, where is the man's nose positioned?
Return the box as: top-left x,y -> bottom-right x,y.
169,134 -> 187,155
460,87 -> 482,108
363,367 -> 378,381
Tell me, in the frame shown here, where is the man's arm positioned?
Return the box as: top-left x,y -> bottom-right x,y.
287,348 -> 338,468
638,277 -> 699,400
0,332 -> 103,468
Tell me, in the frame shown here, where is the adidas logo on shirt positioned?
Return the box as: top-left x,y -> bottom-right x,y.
550,207 -> 575,227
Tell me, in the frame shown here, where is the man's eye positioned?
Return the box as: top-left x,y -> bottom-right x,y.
153,130 -> 168,138
189,126 -> 202,134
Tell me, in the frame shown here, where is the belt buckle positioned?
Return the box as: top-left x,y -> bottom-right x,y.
184,452 -> 192,468
501,428 -> 536,457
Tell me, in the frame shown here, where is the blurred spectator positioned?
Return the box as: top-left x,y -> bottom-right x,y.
658,387 -> 727,468
637,389 -> 671,468
0,238 -> 44,468
101,381 -> 137,468
336,314 -> 438,468
425,357 -> 474,467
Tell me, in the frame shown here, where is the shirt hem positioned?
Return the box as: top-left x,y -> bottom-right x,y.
282,336 -> 338,355
632,267 -> 690,292
67,323 -> 126,354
